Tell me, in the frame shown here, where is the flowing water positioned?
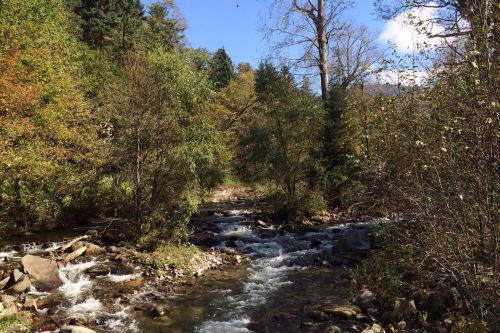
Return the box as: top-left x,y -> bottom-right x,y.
0,200 -> 380,333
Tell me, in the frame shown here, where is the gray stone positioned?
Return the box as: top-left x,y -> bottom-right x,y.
356,289 -> 375,310
21,254 -> 62,291
11,269 -> 24,283
361,323 -> 385,333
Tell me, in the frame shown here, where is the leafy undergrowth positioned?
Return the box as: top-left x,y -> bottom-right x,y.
351,222 -> 498,333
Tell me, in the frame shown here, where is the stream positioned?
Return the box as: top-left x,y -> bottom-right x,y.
0,199 -> 380,333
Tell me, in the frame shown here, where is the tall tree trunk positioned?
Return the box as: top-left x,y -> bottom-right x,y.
317,0 -> 329,101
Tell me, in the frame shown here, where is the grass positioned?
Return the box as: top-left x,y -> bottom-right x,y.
137,243 -> 200,271
0,314 -> 29,332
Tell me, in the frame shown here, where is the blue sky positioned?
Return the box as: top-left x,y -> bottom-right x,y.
141,0 -> 386,66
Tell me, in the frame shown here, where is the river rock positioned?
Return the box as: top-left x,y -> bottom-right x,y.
21,254 -> 62,291
325,325 -> 342,333
391,298 -> 417,322
255,219 -> 268,227
10,275 -> 31,293
59,326 -> 98,333
71,242 -> 104,257
1,295 -> 18,315
361,323 -> 385,333
322,305 -> 360,319
308,310 -> 329,321
11,269 -> 24,283
23,297 -> 38,311
356,289 -> 375,310
84,243 -> 104,256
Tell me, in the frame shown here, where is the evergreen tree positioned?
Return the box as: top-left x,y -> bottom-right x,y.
209,47 -> 235,90
146,1 -> 185,50
74,0 -> 143,51
323,79 -> 360,204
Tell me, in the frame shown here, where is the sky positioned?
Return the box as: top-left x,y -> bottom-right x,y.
141,0 -> 386,66
140,1 -> 445,85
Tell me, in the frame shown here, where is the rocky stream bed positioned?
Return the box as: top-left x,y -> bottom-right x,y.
0,198 -> 398,333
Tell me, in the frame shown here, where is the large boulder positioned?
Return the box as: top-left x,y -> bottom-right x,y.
21,254 -> 62,291
83,243 -> 104,256
71,242 -> 104,257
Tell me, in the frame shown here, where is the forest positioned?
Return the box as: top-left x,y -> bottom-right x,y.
0,0 -> 498,333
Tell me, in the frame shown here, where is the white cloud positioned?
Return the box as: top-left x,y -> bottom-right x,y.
376,68 -> 429,86
379,5 -> 446,53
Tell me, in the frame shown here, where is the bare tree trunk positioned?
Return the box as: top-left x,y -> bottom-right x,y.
317,0 -> 329,101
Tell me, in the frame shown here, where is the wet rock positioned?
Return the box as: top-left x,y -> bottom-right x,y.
21,254 -> 62,291
325,325 -> 342,333
356,314 -> 375,323
323,305 -> 360,319
396,321 -> 406,330
255,219 -> 268,228
59,326 -> 98,333
307,310 -> 329,321
361,323 -> 385,333
84,263 -> 110,277
356,289 -> 375,311
152,304 -> 169,317
67,314 -> 90,326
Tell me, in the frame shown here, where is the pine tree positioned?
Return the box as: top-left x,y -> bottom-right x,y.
323,79 -> 360,204
146,1 -> 185,50
74,0 -> 143,52
209,48 -> 235,90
